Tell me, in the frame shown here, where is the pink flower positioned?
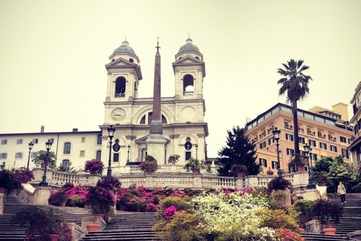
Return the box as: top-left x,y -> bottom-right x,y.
163,205 -> 177,220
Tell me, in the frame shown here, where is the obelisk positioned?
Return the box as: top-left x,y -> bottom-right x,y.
145,39 -> 170,165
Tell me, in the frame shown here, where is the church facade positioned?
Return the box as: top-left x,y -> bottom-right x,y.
0,38 -> 209,174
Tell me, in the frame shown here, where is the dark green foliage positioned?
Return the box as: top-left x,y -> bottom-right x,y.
96,176 -> 121,191
0,169 -> 33,194
218,126 -> 259,176
294,200 -> 315,224
268,176 -> 291,192
140,155 -> 158,173
311,156 -> 357,192
312,199 -> 343,224
351,183 -> 361,193
12,207 -> 71,241
49,191 -> 67,206
32,150 -> 56,168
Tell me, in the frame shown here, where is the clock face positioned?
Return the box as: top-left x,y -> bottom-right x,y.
111,108 -> 126,121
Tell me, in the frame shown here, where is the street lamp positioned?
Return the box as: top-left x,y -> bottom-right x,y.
127,145 -> 131,164
272,127 -> 282,176
26,141 -> 34,170
39,139 -> 53,186
107,125 -> 116,177
303,143 -> 314,188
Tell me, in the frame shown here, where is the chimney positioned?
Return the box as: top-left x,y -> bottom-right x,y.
72,128 -> 78,132
40,125 -> 45,133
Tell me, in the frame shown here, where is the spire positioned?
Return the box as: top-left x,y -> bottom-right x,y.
150,38 -> 163,134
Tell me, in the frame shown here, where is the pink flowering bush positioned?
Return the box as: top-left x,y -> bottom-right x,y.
84,159 -> 104,175
163,205 -> 177,220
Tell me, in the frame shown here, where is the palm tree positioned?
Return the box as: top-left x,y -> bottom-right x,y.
277,59 -> 312,172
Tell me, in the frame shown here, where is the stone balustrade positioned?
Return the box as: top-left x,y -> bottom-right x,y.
31,168 -> 309,190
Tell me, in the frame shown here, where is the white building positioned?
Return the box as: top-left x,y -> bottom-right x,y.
0,38 -> 209,174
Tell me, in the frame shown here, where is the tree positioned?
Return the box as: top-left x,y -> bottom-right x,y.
277,59 -> 312,171
32,150 -> 56,169
218,126 -> 259,176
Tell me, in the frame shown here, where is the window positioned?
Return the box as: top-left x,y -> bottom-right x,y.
310,153 -> 318,161
341,148 -> 349,158
15,152 -> 23,159
115,76 -> 126,97
298,137 -> 305,144
1,139 -> 7,145
96,150 -> 102,161
139,112 -> 168,125
271,161 -> 278,169
285,133 -> 294,141
340,136 -> 347,143
308,139 -> 317,147
97,134 -> 102,145
330,145 -> 337,152
113,153 -> 119,162
259,141 -> 267,149
81,137 -> 86,143
259,158 -> 267,167
16,139 -> 23,144
63,142 -> 71,154
183,74 -> 194,94
0,153 -> 7,159
319,142 -> 327,150
286,148 -> 295,156
80,150 -> 85,157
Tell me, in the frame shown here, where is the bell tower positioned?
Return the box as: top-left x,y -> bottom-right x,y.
172,38 -> 206,100
105,40 -> 142,102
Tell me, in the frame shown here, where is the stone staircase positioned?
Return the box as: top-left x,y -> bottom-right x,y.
0,195 -> 91,241
302,193 -> 361,241
81,212 -> 161,241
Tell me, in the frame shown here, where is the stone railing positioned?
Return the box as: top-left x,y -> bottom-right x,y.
31,168 -> 309,190
31,168 -> 100,187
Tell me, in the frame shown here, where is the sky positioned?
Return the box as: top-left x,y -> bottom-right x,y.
0,0 -> 361,156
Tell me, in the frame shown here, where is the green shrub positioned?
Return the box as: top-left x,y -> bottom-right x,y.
160,196 -> 191,211
294,200 -> 315,224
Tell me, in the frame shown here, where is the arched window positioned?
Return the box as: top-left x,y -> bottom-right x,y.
63,142 -> 71,154
139,112 -> 168,125
183,74 -> 194,95
115,76 -> 126,97
184,137 -> 192,161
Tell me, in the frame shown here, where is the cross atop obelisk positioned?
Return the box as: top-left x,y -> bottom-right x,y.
150,38 -> 163,134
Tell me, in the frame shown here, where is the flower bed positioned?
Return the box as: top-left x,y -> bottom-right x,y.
154,188 -> 304,241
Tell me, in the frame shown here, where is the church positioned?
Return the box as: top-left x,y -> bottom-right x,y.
0,38 -> 209,174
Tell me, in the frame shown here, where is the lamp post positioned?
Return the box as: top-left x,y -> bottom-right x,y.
26,141 -> 34,171
107,125 -> 115,177
127,145 -> 131,164
39,139 -> 53,186
272,127 -> 281,176
303,144 -> 312,172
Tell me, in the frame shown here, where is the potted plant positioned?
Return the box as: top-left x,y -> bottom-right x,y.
86,183 -> 116,227
314,173 -> 329,199
12,206 -> 70,241
312,199 -> 343,235
140,155 -> 158,174
268,176 -> 292,208
266,168 -> 274,176
0,169 -> 33,195
184,158 -> 204,175
168,155 -> 180,165
85,159 -> 104,175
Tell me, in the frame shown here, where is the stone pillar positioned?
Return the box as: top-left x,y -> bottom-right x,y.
33,186 -> 51,205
